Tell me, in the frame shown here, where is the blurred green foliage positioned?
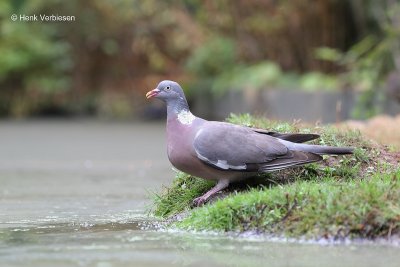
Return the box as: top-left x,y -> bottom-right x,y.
210,62 -> 339,94
0,0 -> 200,117
185,35 -> 340,95
0,0 -> 398,118
0,0 -> 72,116
315,1 -> 400,118
186,37 -> 236,78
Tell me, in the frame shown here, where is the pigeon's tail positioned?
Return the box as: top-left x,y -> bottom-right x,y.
253,128 -> 320,143
297,144 -> 354,155
279,140 -> 354,155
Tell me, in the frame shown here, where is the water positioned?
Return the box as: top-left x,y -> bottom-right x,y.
0,120 -> 399,267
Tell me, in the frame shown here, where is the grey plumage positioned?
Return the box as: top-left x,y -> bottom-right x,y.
146,80 -> 354,206
193,122 -> 322,172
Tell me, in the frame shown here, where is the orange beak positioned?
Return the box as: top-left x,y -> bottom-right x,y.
145,89 -> 160,99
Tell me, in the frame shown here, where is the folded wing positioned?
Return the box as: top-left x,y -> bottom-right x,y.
193,122 -> 322,172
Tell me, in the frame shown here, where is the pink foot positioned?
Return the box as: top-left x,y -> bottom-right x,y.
192,196 -> 207,207
191,179 -> 230,207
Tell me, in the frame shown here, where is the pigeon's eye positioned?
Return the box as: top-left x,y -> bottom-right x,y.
165,86 -> 171,91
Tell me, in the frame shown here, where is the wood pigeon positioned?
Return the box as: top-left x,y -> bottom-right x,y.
146,80 -> 353,206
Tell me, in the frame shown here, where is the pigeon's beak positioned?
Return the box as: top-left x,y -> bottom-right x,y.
146,89 -> 160,99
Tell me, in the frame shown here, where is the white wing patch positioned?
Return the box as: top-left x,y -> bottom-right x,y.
216,160 -> 246,170
196,150 -> 246,170
177,110 -> 195,125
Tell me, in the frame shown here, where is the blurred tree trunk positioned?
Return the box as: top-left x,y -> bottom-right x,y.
198,0 -> 358,73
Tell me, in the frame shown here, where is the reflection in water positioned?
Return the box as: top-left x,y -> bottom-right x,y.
0,121 -> 399,267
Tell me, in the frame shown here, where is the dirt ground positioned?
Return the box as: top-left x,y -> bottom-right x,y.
337,114 -> 400,151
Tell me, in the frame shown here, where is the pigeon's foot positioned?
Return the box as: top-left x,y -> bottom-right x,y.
192,196 -> 208,207
191,179 -> 230,207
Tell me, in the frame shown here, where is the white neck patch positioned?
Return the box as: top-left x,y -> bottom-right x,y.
177,110 -> 195,125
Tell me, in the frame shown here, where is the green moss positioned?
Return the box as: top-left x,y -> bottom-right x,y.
176,170 -> 400,239
151,113 -> 400,239
152,172 -> 215,217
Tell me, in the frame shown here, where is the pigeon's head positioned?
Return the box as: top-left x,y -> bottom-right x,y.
146,80 -> 185,103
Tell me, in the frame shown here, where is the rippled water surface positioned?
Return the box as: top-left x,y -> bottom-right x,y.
0,120 -> 399,267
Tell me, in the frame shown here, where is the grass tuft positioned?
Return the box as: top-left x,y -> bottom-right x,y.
152,171 -> 215,217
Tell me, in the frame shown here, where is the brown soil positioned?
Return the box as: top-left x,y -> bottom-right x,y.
337,114 -> 400,151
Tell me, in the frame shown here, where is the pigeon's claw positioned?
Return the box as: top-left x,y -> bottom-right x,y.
192,196 -> 208,207
191,179 -> 230,207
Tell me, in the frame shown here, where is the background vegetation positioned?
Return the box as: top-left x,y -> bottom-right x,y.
0,0 -> 399,118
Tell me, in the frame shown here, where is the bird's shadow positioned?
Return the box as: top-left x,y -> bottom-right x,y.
205,165 -> 320,205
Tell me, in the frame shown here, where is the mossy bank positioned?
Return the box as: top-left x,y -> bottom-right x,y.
151,114 -> 400,240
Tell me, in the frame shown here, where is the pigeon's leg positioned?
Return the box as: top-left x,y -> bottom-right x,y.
193,179 -> 230,207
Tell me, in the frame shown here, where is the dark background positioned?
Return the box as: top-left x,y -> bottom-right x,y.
0,0 -> 399,120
